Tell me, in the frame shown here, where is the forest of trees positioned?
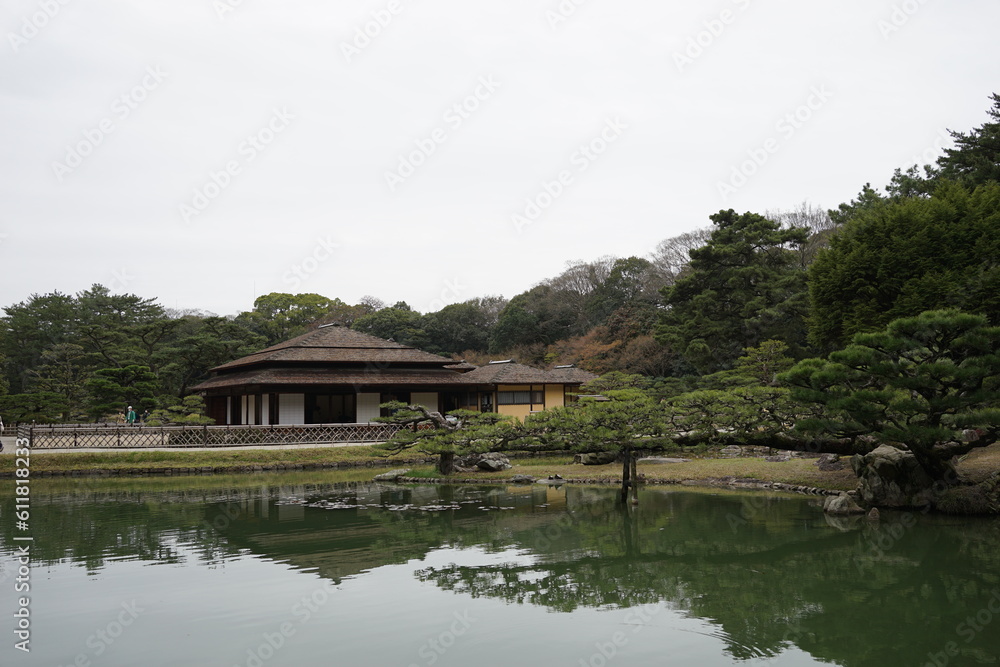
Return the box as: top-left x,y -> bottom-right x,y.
2,94 -> 999,435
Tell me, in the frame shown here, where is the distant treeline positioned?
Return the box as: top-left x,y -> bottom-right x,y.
2,94 -> 998,423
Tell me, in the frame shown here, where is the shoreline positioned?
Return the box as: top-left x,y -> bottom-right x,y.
393,474 -> 841,497
0,445 -> 858,496
0,458 -> 843,497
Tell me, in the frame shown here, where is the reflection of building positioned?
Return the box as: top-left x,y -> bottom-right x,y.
192,325 -> 595,425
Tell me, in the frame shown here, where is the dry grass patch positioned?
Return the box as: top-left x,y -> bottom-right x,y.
957,443 -> 1000,483
436,456 -> 858,491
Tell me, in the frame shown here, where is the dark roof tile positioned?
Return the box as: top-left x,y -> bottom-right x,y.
213,325 -> 453,371
463,361 -> 580,385
193,367 -> 476,391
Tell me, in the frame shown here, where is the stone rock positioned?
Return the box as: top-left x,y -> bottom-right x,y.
574,452 -> 617,465
720,445 -> 743,458
510,474 -> 535,484
639,457 -> 691,464
455,452 -> 512,472
478,453 -> 513,471
817,453 -> 845,471
765,454 -> 792,463
824,493 -> 866,515
373,469 -> 410,482
744,446 -> 773,457
867,507 -> 880,521
851,445 -> 936,509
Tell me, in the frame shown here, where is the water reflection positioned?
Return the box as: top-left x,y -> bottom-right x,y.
2,476 -> 999,666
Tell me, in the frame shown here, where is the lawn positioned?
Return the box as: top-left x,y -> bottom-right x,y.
4,443 -> 996,494
405,455 -> 860,491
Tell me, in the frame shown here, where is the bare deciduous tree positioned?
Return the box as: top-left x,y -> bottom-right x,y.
648,227 -> 712,286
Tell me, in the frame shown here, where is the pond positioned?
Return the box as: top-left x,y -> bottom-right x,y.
2,473 -> 999,666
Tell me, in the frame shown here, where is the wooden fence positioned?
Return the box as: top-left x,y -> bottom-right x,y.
17,422 -> 404,450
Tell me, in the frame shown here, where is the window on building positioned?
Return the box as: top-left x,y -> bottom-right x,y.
497,390 -> 544,405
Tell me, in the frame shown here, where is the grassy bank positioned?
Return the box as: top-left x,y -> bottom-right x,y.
406,456 -> 860,491
0,445 -> 415,474
4,444 -> 996,493
1,446 -> 856,491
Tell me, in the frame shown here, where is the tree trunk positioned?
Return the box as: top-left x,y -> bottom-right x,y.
620,447 -> 631,504
437,451 -> 456,476
629,451 -> 639,505
911,450 -> 961,487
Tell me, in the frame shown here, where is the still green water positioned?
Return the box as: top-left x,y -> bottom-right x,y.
2,474 -> 999,667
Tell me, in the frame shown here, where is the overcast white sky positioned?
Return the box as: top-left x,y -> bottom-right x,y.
2,0 -> 998,316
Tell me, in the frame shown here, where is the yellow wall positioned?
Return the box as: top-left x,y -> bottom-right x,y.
498,404 -> 534,421
495,384 -> 563,422
545,385 -> 564,409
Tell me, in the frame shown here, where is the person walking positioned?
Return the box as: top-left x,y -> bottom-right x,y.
126,406 -> 137,426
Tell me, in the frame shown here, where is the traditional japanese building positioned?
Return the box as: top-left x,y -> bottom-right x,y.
192,324 -> 595,425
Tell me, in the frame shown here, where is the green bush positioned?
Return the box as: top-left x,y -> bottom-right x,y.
936,476 -> 1000,515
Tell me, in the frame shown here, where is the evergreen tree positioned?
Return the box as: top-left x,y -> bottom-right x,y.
808,182 -> 1000,349
655,209 -> 809,373
782,310 -> 1000,484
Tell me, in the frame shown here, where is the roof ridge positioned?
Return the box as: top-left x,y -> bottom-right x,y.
209,326 -> 454,373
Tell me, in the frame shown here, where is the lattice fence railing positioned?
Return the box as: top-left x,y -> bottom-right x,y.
21,423 -> 404,449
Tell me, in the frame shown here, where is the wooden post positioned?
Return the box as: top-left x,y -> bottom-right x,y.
630,451 -> 639,505
620,447 -> 631,504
